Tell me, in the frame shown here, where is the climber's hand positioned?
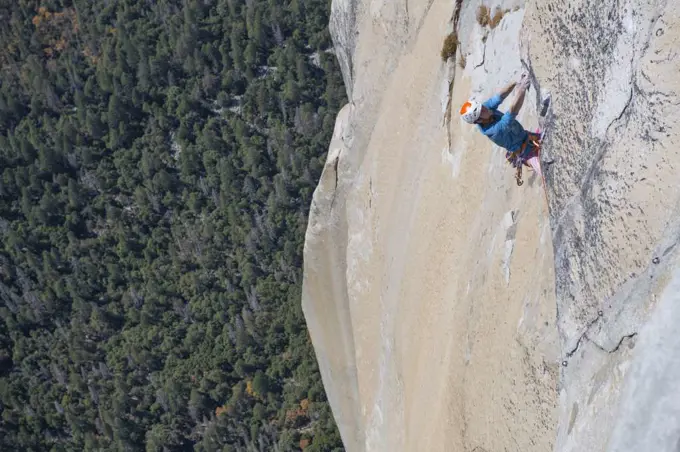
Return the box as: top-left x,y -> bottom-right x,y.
518,72 -> 531,90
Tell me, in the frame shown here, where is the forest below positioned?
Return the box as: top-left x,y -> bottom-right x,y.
0,0 -> 346,450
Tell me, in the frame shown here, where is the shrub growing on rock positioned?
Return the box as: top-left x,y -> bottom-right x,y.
477,5 -> 491,26
489,8 -> 508,29
441,32 -> 459,61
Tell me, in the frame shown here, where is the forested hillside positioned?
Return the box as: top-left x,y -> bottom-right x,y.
0,0 -> 346,450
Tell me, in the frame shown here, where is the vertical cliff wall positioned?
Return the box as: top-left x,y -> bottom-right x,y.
302,0 -> 680,451
524,1 -> 680,450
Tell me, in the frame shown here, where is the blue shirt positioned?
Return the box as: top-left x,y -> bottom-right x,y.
477,94 -> 528,153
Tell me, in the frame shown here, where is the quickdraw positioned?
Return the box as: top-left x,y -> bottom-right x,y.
515,164 -> 524,187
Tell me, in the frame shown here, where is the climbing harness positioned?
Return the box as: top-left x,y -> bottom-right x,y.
506,132 -> 541,186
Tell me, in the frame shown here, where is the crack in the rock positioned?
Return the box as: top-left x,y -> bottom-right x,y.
330,156 -> 340,210
591,332 -> 638,354
443,75 -> 455,149
568,330 -> 638,359
605,85 -> 634,135
602,16 -> 639,135
566,311 -> 639,359
565,315 -> 602,358
451,0 -> 463,25
474,42 -> 486,70
565,333 -> 586,359
404,0 -> 410,30
441,0 -> 464,151
663,243 -> 676,257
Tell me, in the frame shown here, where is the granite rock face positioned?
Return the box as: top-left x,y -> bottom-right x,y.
303,0 -> 680,450
524,0 -> 680,450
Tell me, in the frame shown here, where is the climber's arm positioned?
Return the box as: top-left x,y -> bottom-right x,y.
484,80 -> 521,110
509,83 -> 527,116
498,81 -> 517,101
508,73 -> 531,116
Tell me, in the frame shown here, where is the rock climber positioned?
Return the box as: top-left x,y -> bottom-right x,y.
459,73 -> 542,185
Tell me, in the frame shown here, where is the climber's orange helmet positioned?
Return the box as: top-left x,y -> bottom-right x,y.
460,100 -> 482,124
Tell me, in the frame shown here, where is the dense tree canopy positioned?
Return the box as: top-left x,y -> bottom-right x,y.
0,0 -> 346,450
